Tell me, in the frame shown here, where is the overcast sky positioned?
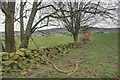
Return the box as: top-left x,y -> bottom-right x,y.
0,0 -> 118,32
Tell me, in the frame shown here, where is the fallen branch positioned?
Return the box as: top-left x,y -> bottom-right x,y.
41,52 -> 83,74
67,61 -> 82,76
31,37 -> 84,74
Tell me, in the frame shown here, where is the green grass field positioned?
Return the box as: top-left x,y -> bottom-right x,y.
15,32 -> 118,78
15,35 -> 73,49
3,32 -> 118,78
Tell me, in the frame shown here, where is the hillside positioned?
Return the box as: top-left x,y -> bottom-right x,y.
0,27 -> 119,37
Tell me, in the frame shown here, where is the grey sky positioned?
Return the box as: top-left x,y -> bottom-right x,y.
0,0 -> 118,32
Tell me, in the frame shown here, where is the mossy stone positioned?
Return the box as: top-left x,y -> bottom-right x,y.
22,57 -> 26,60
18,61 -> 30,69
17,57 -> 23,62
25,50 -> 31,54
13,55 -> 19,60
9,52 -> 15,58
15,50 -> 25,57
34,54 -> 38,57
19,48 -> 27,52
1,52 -> 9,57
2,61 -> 17,66
27,54 -> 34,59
2,55 -> 9,61
28,59 -> 34,64
32,50 -> 38,54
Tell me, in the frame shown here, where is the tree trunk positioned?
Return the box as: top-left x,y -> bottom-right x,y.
0,39 -> 5,52
5,16 -> 16,53
0,39 -> 3,52
19,1 -> 37,49
73,32 -> 78,44
5,2 -> 16,53
19,36 -> 30,48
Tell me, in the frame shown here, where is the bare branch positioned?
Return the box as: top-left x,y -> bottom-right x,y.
31,17 -> 49,34
37,0 -> 42,7
37,4 -> 58,11
0,0 -> 7,16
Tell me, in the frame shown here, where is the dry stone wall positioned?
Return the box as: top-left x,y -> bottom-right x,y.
1,43 -> 75,74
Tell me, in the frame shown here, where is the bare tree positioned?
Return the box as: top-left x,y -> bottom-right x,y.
19,0 -> 57,48
0,0 -> 16,53
52,0 -> 117,44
